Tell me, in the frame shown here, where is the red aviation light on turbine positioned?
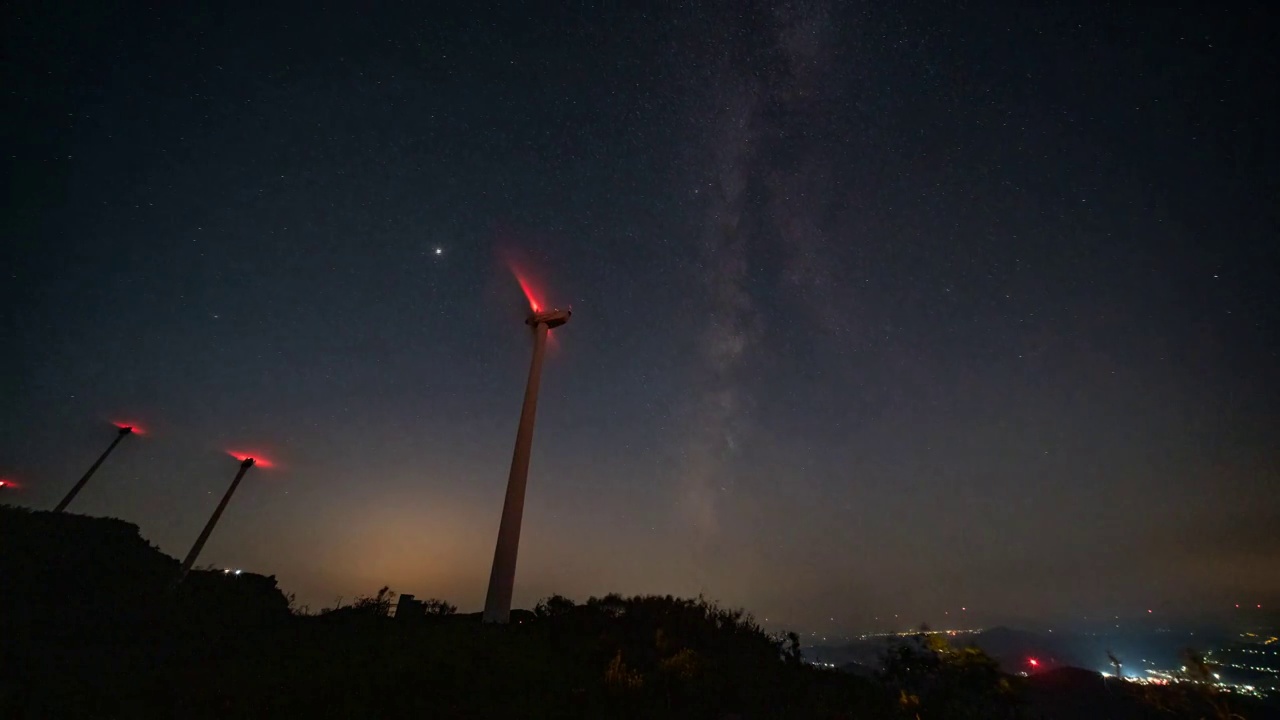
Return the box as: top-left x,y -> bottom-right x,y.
112,420 -> 146,435
503,255 -> 548,313
0,478 -> 19,490
226,450 -> 275,469
512,269 -> 544,313
1028,658 -> 1039,668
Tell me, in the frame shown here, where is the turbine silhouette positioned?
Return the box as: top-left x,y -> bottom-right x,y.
482,266 -> 572,623
176,453 -> 268,583
54,422 -> 141,513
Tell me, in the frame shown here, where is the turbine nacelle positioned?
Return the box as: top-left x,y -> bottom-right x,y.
112,419 -> 147,435
527,308 -> 571,329
226,450 -> 274,469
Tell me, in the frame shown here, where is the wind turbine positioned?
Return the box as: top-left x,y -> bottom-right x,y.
54,422 -> 144,513
176,451 -> 273,583
482,266 -> 572,624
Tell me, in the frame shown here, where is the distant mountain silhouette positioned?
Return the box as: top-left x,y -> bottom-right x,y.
809,625 -> 1218,679
1022,667 -> 1149,720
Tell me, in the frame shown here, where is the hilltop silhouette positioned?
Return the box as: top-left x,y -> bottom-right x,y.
2,505 -> 1276,719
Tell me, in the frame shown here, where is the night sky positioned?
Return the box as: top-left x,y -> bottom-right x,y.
3,2 -> 1277,635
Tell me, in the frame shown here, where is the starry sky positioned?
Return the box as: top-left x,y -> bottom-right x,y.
3,2 -> 1277,635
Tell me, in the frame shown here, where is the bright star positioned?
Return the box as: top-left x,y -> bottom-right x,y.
434,247 -> 443,256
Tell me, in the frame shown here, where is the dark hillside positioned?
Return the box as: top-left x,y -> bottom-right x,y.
2,505 -> 1274,719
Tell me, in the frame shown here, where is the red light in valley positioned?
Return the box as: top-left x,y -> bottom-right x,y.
226,450 -> 275,469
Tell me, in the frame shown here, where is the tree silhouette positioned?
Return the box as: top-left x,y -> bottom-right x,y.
421,597 -> 456,616
880,628 -> 1017,720
357,585 -> 395,614
534,594 -> 577,619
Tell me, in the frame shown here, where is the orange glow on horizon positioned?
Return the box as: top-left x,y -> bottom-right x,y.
226,450 -> 276,469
